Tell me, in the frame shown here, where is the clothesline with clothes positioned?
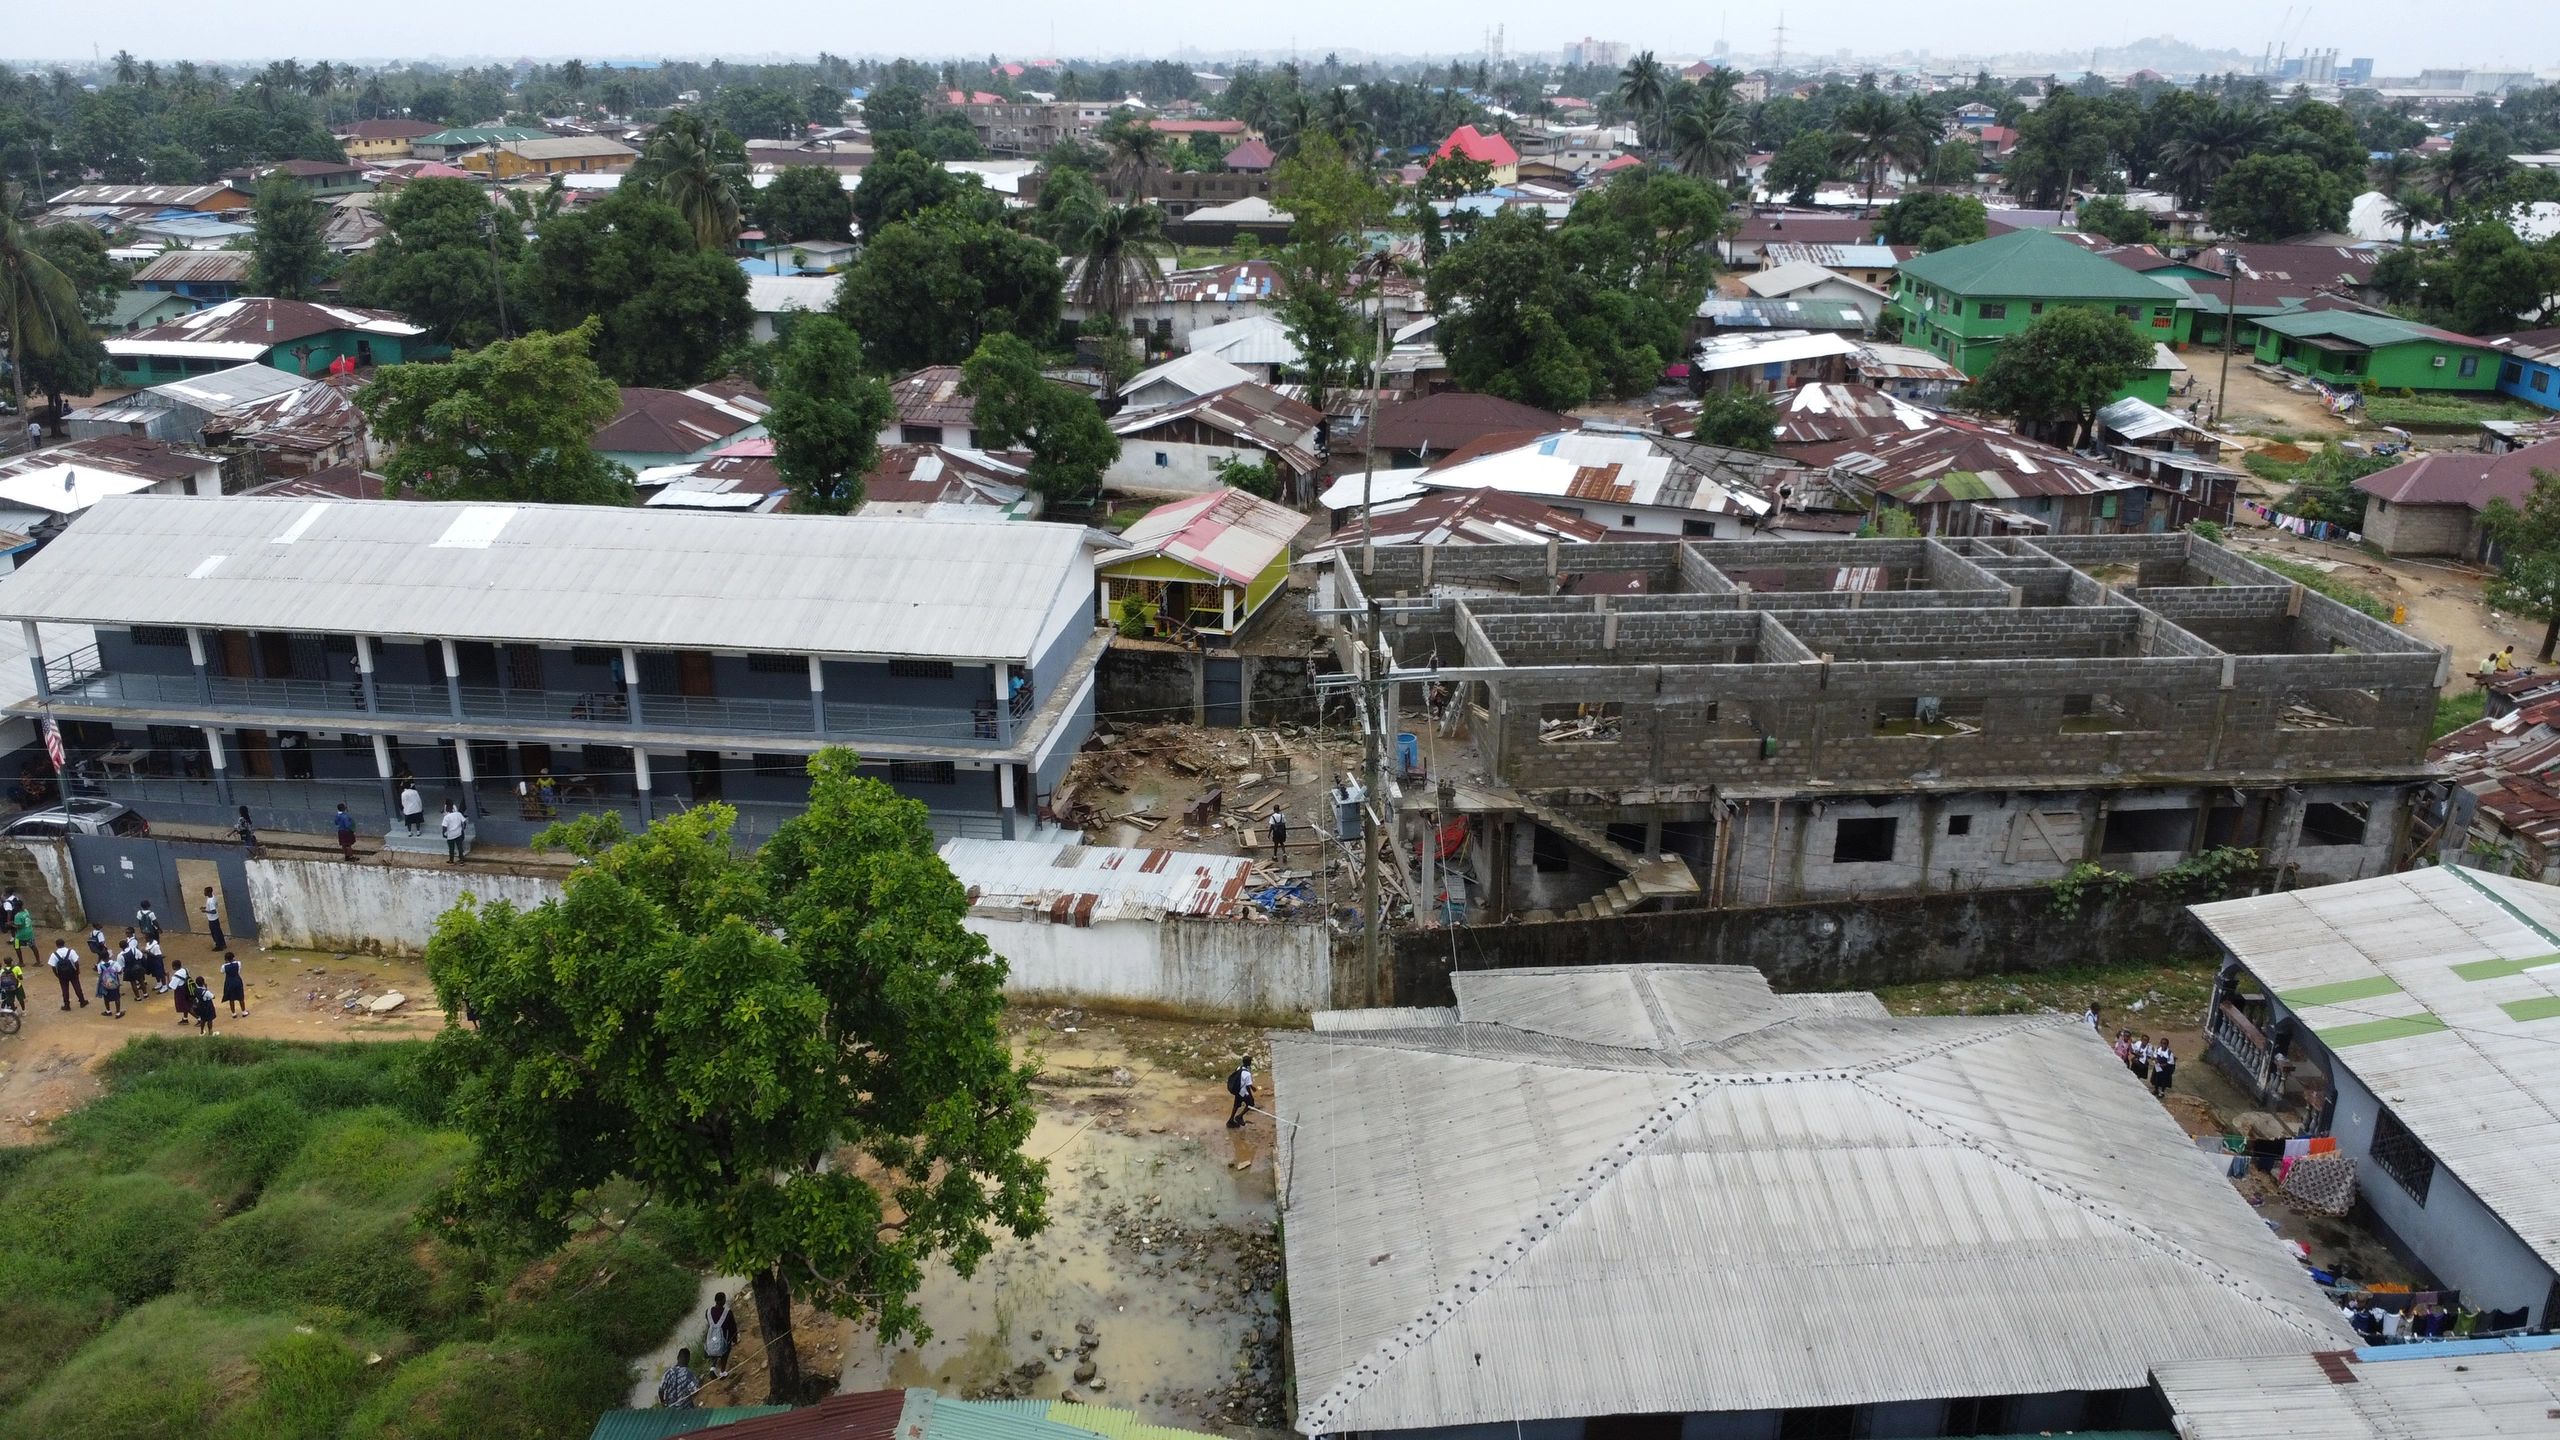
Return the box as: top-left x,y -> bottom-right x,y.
2242,499 -> 2363,545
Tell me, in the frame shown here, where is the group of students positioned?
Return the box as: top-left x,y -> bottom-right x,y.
0,891 -> 245,1031
2111,1025 -> 2179,1098
654,1294 -> 741,1408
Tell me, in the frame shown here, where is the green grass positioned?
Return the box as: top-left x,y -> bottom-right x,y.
2363,394 -> 2549,428
2435,687 -> 2488,738
1874,953 -> 2220,1022
2243,450 -> 2310,484
0,1038 -> 697,1438
2252,555 -> 2395,620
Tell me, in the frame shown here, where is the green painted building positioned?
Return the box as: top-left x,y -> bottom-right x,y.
2251,309 -> 2503,392
102,297 -> 437,386
1891,228 -> 2193,404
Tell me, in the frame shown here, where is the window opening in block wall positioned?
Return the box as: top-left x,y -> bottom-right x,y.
2299,800 -> 2370,847
1874,695 -> 1985,737
1538,701 -> 1622,743
1832,816 -> 1898,863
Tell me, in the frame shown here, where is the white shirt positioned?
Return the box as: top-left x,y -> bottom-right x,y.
441,810 -> 466,840
401,787 -> 422,815
202,895 -> 219,921
48,945 -> 73,968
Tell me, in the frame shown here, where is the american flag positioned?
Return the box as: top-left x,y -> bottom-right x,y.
41,716 -> 64,771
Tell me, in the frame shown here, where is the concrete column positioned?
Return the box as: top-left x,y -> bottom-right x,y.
998,763 -> 1017,839
453,737 -> 477,815
632,748 -> 654,822
440,638 -> 463,719
993,663 -> 1011,745
186,626 -> 211,704
1221,586 -> 1236,633
621,647 -> 644,728
20,621 -> 48,702
353,635 -> 379,714
204,727 -> 231,806
807,655 -> 827,737
371,733 -> 395,817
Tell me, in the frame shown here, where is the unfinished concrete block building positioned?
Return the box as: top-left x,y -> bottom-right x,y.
1313,533 -> 2447,915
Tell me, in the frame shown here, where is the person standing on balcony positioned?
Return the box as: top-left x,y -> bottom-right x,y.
334,804 -> 357,862
440,802 -> 467,864
201,886 -> 223,951
400,781 -> 425,836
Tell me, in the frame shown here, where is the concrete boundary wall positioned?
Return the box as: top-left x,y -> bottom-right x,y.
243,858 -> 564,955
969,912 -> 1335,1020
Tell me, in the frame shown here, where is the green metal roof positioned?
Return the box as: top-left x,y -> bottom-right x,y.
104,289 -> 190,327
586,1406 -> 790,1440
417,125 -> 549,146
1896,227 -> 2187,302
2253,308 -> 2489,350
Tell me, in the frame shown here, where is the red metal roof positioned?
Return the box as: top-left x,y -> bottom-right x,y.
2355,438 -> 2560,512
682,1388 -> 909,1440
1435,125 -> 1520,168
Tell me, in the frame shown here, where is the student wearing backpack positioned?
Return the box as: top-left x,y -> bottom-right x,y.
95,950 -> 123,1018
702,1293 -> 739,1379
47,938 -> 86,1010
1225,1056 -> 1256,1128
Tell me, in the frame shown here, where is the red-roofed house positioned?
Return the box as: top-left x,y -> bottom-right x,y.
2355,437 -> 2560,560
1596,154 -> 1644,178
1224,139 -> 1277,173
1097,487 -> 1305,638
1973,126 -> 2021,160
1435,125 -> 1520,184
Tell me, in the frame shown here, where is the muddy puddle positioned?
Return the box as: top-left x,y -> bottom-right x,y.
839,1015 -> 1289,1435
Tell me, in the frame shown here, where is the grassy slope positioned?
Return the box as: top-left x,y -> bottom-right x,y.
0,1038 -> 695,1440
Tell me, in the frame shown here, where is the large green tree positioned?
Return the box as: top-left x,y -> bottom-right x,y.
1428,208 -> 1681,411
2209,152 -> 2349,241
2483,470 -> 2560,660
1963,306 -> 2154,447
14,224 -> 118,420
421,750 -> 1046,1404
0,214 -> 88,434
1763,130 -> 1839,204
1270,131 -> 1400,409
960,332 -> 1119,502
768,315 -> 891,513
340,178 -> 520,348
627,110 -> 747,250
355,322 -> 631,505
516,190 -> 754,388
850,147 -> 994,239
248,173 -> 332,301
753,164 -> 855,243
834,204 -> 1062,371
1692,388 -> 1779,450
1876,192 -> 1988,252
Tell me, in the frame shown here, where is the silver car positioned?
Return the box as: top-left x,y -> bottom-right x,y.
1,798 -> 149,838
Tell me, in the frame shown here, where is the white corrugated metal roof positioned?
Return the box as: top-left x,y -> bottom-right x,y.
0,494 -> 1093,662
1275,964 -> 2348,1435
1184,313 -> 1302,367
2154,1340 -> 2560,1439
744,275 -> 839,314
2192,867 -> 2560,1280
938,837 -> 1253,921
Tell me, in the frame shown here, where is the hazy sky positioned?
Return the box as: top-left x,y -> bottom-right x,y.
7,1 -> 2553,74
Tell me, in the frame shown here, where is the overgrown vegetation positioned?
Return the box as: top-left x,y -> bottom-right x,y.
2047,845 -> 2262,920
1874,954 -> 2221,1020
0,1038 -> 695,1439
2252,555 -> 2395,620
2434,687 -> 2488,738
2362,393 -> 2550,428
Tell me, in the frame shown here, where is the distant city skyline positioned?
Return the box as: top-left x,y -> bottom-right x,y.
5,1 -> 2554,78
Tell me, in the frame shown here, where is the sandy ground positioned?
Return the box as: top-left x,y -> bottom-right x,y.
2221,521 -> 2523,673
0,948 -> 440,1142
2196,362 -> 2360,440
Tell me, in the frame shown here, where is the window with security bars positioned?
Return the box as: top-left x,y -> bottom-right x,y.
2369,1106 -> 2435,1204
888,761 -> 956,785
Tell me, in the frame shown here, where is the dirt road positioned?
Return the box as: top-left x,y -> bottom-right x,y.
0,949 -> 439,1141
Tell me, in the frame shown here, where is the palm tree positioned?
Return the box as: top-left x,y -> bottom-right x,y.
2369,150 -> 2424,199
504,177 -> 570,230
139,60 -> 159,91
111,50 -> 138,87
1064,203 -> 1171,394
306,62 -> 336,98
640,113 -> 743,250
2383,191 -> 2440,243
1835,92 -> 1929,213
2430,147 -> 2508,210
1666,86 -> 1748,188
560,59 -> 588,94
1105,121 -> 1168,201
2156,106 -> 2269,207
0,215 -> 87,444
1617,51 -> 1670,149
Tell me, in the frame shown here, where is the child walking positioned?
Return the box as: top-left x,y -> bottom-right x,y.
219,952 -> 247,1018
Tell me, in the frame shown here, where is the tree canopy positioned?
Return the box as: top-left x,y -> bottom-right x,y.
248,173 -> 331,301
1691,389 -> 1780,451
1963,306 -> 2155,447
1875,192 -> 1987,252
1270,132 -> 1401,409
340,177 -> 520,349
1763,131 -> 1839,205
849,147 -> 996,239
753,165 -> 856,243
2483,469 -> 2560,661
834,204 -> 1062,371
2209,152 -> 2350,241
1428,209 -> 1683,412
767,315 -> 891,514
355,322 -> 631,505
960,332 -> 1120,502
420,749 -> 1046,1403
516,190 -> 753,388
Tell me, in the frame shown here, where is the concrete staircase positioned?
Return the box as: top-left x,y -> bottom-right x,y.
1513,795 -> 1699,922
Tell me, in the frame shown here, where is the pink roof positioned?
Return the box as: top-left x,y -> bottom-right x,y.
1437,125 -> 1520,168
1224,138 -> 1277,170
1113,487 -> 1305,587
2356,437 -> 2560,512
1598,154 -> 1643,173
714,437 -> 776,458
943,90 -> 1005,105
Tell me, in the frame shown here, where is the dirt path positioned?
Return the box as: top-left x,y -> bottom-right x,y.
0,949 -> 439,1142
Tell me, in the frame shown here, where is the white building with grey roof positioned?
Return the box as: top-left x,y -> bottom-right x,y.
1273,964 -> 2350,1439
0,495 -> 1106,846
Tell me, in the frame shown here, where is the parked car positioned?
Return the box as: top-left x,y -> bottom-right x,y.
1,798 -> 148,838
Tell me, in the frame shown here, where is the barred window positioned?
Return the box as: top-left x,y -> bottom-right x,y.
746,653 -> 805,674
569,647 -> 617,667
888,761 -> 956,785
130,626 -> 187,648
888,659 -> 955,680
2370,1106 -> 2436,1204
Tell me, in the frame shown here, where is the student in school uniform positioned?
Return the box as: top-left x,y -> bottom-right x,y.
201,887 -> 224,950
169,961 -> 193,1023
2149,1041 -> 2177,1098
219,952 -> 247,1018
94,949 -> 123,1018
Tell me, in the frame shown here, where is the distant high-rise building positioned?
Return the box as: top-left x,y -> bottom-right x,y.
2343,57 -> 2375,86
1562,37 -> 1630,70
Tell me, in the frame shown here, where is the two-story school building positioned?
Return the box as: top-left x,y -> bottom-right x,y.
0,496 -> 1107,846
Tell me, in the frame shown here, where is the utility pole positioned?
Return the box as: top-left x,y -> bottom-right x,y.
2217,247 -> 2238,428
1359,598 -> 1385,1007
